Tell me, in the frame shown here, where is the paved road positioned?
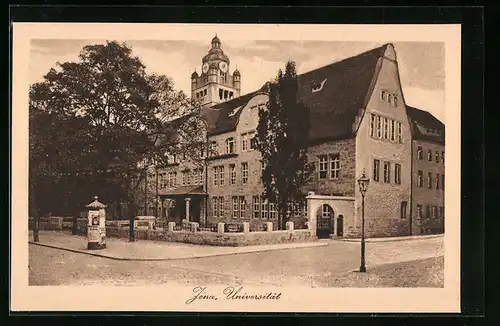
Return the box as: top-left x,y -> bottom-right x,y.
29,236 -> 443,287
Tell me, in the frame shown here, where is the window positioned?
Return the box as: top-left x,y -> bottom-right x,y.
377,116 -> 382,138
229,164 -> 236,185
212,197 -> 224,218
250,135 -> 258,150
417,170 -> 423,187
241,132 -> 255,152
427,172 -> 433,189
186,170 -> 192,185
261,198 -> 268,219
213,167 -> 219,186
394,96 -> 398,107
425,206 -> 431,219
436,173 -> 440,189
383,118 -> 388,139
441,151 -> 445,164
322,205 -> 333,218
400,201 -> 407,219
395,164 -> 401,184
417,146 -> 423,160
241,134 -> 249,152
391,120 -> 395,141
220,71 -> 227,83
232,196 -> 239,219
431,206 -> 436,219
197,169 -> 204,185
427,150 -> 432,161
182,171 -> 187,185
219,166 -> 225,186
240,196 -> 246,218
210,141 -> 219,157
435,151 -> 440,163
319,154 -> 341,179
219,197 -> 225,217
383,162 -> 391,183
319,156 -> 328,179
213,166 -> 225,186
416,204 -> 422,219
388,93 -> 393,106
329,154 -> 340,179
373,159 -> 380,182
442,174 -> 445,191
380,90 -> 386,101
439,206 -> 445,219
397,122 -> 402,143
241,162 -> 249,184
159,173 -> 167,189
269,203 -> 277,219
370,114 -> 376,137
253,196 -> 260,219
225,137 -> 235,154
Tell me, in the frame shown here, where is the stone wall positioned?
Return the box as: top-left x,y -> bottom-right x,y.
105,226 -> 312,247
303,138 -> 357,197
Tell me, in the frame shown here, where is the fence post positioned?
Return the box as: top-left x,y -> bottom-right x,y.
242,222 -> 250,234
217,222 -> 225,234
286,221 -> 294,233
266,222 -> 273,233
191,222 -> 199,233
168,222 -> 175,232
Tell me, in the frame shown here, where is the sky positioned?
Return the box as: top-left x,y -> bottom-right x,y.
30,38 -> 445,123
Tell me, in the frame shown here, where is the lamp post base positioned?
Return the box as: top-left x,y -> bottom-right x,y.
359,265 -> 366,273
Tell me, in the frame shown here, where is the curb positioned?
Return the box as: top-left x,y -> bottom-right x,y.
333,234 -> 443,243
28,240 -> 329,262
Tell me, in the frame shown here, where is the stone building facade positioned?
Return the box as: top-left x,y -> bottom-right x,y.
136,36 -> 444,238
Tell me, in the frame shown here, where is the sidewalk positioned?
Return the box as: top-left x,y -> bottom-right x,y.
28,231 -> 328,261
334,234 -> 444,243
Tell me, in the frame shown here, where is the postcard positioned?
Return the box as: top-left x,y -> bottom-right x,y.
11,23 -> 461,313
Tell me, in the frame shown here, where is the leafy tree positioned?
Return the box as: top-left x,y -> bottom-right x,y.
256,61 -> 314,230
29,41 -> 204,241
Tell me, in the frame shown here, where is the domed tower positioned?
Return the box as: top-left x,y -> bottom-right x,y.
233,68 -> 241,91
190,35 -> 241,107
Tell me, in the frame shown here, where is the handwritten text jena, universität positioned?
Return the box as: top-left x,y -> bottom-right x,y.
185,286 -> 282,304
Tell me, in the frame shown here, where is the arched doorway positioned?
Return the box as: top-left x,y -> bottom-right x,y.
316,204 -> 334,239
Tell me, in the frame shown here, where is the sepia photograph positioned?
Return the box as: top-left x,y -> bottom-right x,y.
11,23 -> 461,312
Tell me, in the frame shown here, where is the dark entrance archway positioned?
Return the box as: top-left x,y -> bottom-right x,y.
316,204 -> 334,239
336,215 -> 344,236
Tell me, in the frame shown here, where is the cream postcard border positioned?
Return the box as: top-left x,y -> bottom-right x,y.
11,23 -> 461,313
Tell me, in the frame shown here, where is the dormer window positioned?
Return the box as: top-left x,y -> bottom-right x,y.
226,137 -> 235,154
229,106 -> 242,117
312,78 -> 327,93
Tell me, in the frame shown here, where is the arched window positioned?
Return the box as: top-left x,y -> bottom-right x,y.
226,137 -> 235,154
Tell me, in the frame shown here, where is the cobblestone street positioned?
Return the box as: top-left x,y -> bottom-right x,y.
29,235 -> 444,287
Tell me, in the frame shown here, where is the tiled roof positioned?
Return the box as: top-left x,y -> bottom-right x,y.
406,105 -> 445,144
298,44 -> 389,142
206,44 -> 389,141
206,83 -> 269,136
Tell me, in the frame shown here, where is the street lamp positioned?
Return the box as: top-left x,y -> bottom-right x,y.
357,169 -> 370,273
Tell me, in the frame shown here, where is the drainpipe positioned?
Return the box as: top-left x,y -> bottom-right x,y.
409,141 -> 414,236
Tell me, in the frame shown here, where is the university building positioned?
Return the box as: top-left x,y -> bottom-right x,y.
138,36 -> 445,238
